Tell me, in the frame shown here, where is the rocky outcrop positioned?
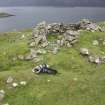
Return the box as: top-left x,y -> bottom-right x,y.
62,30 -> 79,47
80,48 -> 90,56
27,20 -> 103,60
30,19 -> 102,48
30,21 -> 48,47
77,19 -> 103,32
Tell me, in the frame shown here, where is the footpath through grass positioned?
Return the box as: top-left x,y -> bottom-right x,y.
0,26 -> 105,105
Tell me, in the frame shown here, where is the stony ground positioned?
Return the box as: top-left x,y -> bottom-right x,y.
0,22 -> 105,105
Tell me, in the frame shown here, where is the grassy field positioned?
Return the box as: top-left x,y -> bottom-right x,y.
0,23 -> 105,105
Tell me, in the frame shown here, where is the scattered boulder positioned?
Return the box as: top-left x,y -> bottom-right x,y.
57,39 -> 64,47
95,57 -> 101,64
66,42 -> 72,48
17,55 -> 24,60
77,19 -> 102,32
21,34 -> 25,39
24,49 -> 37,61
20,81 -> 27,86
36,49 -> 46,55
80,48 -> 90,56
88,56 -> 105,64
73,77 -> 78,81
31,21 -> 48,47
24,54 -> 35,61
41,42 -> 49,48
89,56 -> 101,64
102,39 -> 105,46
12,82 -> 18,88
12,57 -> 17,61
6,76 -> 13,84
92,40 -> 99,46
52,47 -> 59,54
0,90 -> 5,102
29,42 -> 36,47
2,103 -> 9,105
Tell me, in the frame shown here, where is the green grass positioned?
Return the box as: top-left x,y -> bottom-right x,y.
0,26 -> 105,105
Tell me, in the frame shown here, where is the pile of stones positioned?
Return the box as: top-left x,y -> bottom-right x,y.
17,19 -> 103,62
77,19 -> 103,32
30,19 -> 103,48
80,48 -> 105,64
30,21 -> 48,48
6,76 -> 27,88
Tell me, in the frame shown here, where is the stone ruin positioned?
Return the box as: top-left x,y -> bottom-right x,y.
29,19 -> 103,48
77,19 -> 103,32
17,19 -> 103,62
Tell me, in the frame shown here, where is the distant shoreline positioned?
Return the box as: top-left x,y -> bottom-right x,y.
0,12 -> 14,18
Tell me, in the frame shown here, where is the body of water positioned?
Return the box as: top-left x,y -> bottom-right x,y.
0,7 -> 105,32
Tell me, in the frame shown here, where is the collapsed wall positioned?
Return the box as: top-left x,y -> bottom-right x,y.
29,19 -> 103,48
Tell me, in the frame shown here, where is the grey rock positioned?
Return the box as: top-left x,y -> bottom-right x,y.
66,43 -> 72,48
12,82 -> 18,88
20,81 -> 27,86
64,30 -> 79,41
24,49 -> 37,60
52,47 -> 59,54
41,42 -> 48,47
36,49 -> 46,54
78,19 -> 102,32
92,40 -> 99,46
6,76 -> 13,84
80,48 -> 90,56
102,41 -> 105,46
17,55 -> 24,60
88,56 -> 95,63
0,90 -> 5,102
2,103 -> 9,105
29,42 -> 36,47
32,21 -> 48,47
88,56 -> 101,64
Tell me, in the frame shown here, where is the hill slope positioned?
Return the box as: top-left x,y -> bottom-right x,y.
0,22 -> 105,105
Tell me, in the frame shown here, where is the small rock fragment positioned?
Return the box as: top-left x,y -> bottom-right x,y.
2,103 -> 9,105
88,56 -> 95,63
94,57 -> 101,64
0,90 -> 5,101
66,43 -> 72,48
20,81 -> 27,86
6,76 -> 13,84
73,78 -> 78,81
52,47 -> 59,54
12,82 -> 18,88
88,56 -> 101,64
17,55 -> 24,60
80,48 -> 90,56
92,40 -> 99,46
47,80 -> 51,82
103,41 -> 105,46
36,49 -> 46,54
